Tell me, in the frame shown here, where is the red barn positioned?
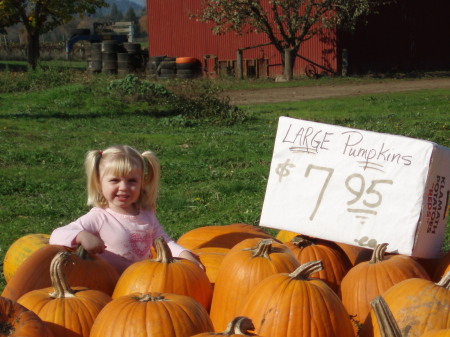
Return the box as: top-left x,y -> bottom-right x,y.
147,0 -> 338,78
147,0 -> 450,77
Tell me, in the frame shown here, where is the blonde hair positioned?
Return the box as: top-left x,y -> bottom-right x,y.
85,145 -> 160,211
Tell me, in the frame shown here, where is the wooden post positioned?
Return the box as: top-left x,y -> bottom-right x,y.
236,49 -> 243,80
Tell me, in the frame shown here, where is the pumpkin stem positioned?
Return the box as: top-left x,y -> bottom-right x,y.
370,296 -> 403,337
289,260 -> 323,280
152,237 -> 174,264
222,316 -> 256,335
135,293 -> 167,302
49,251 -> 75,298
74,244 -> 93,260
291,235 -> 314,248
248,238 -> 273,258
436,271 -> 450,289
369,243 -> 389,264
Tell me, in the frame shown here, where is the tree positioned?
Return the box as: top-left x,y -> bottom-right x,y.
0,0 -> 107,69
194,0 -> 390,78
109,3 -> 123,21
123,7 -> 140,37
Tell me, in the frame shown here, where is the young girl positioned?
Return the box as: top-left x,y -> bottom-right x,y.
49,145 -> 202,274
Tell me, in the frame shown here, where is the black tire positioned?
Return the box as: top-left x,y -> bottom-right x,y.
102,52 -> 117,61
176,69 -> 196,75
149,56 -> 166,62
123,43 -> 142,53
70,28 -> 90,36
117,53 -> 131,62
160,61 -> 176,69
176,62 -> 197,70
160,68 -> 176,75
163,57 -> 176,62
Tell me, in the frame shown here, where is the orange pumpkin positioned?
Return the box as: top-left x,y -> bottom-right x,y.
2,244 -> 119,301
284,235 -> 352,293
360,271 -> 450,337
89,292 -> 214,337
239,260 -> 355,337
3,233 -> 50,283
209,238 -> 300,332
191,316 -> 259,337
191,246 -> 230,287
369,296 -> 450,337
17,251 -> 111,337
112,236 -> 213,311
335,241 -> 372,266
0,295 -> 54,337
433,251 -> 450,282
275,229 -> 300,243
176,223 -> 274,250
340,243 -> 430,332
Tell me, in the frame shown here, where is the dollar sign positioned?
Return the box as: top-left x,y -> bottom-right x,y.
276,159 -> 295,182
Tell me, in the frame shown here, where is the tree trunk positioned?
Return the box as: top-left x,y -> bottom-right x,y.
27,32 -> 40,70
283,48 -> 297,80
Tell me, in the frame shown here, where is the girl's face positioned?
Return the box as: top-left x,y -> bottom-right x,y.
100,168 -> 142,215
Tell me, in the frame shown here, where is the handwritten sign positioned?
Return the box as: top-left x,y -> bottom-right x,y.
260,117 -> 450,258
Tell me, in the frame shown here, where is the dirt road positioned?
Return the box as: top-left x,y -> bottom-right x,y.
225,78 -> 450,105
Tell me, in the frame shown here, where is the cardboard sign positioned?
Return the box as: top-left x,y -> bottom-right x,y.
260,116 -> 450,258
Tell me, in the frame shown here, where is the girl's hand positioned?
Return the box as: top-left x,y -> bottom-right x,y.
179,250 -> 205,271
75,231 -> 106,255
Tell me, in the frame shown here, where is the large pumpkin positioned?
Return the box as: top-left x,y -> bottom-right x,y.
340,243 -> 430,332
239,260 -> 355,337
284,235 -> 352,293
191,246 -> 230,287
2,244 -> 119,301
176,223 -> 274,250
3,233 -> 50,283
0,295 -> 54,337
335,241 -> 372,266
360,271 -> 450,337
16,251 -> 112,337
89,292 -> 214,337
191,316 -> 259,337
209,238 -> 300,332
112,236 -> 213,311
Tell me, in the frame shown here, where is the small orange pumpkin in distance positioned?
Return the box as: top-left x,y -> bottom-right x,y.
176,223 -> 274,250
0,295 -> 54,337
191,316 -> 259,337
89,292 -> 214,337
3,233 -> 50,282
17,251 -> 112,337
275,229 -> 300,243
112,236 -> 213,311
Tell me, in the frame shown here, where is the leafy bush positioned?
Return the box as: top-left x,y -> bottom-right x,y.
106,75 -> 250,125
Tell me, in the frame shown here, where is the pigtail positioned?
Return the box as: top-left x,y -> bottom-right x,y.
85,149 -> 105,207
141,150 -> 160,210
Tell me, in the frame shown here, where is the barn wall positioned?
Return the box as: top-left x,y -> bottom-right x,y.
147,0 -> 338,77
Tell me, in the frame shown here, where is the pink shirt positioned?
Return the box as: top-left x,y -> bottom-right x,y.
49,207 -> 187,274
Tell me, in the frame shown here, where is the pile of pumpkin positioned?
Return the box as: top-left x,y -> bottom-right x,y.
1,223 -> 450,337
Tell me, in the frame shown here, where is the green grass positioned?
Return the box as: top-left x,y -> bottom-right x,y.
0,70 -> 449,293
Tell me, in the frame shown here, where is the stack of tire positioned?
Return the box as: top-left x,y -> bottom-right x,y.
175,57 -> 201,79
101,40 -> 119,75
146,56 -> 165,76
87,42 -> 102,74
158,57 -> 177,79
119,42 -> 144,74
